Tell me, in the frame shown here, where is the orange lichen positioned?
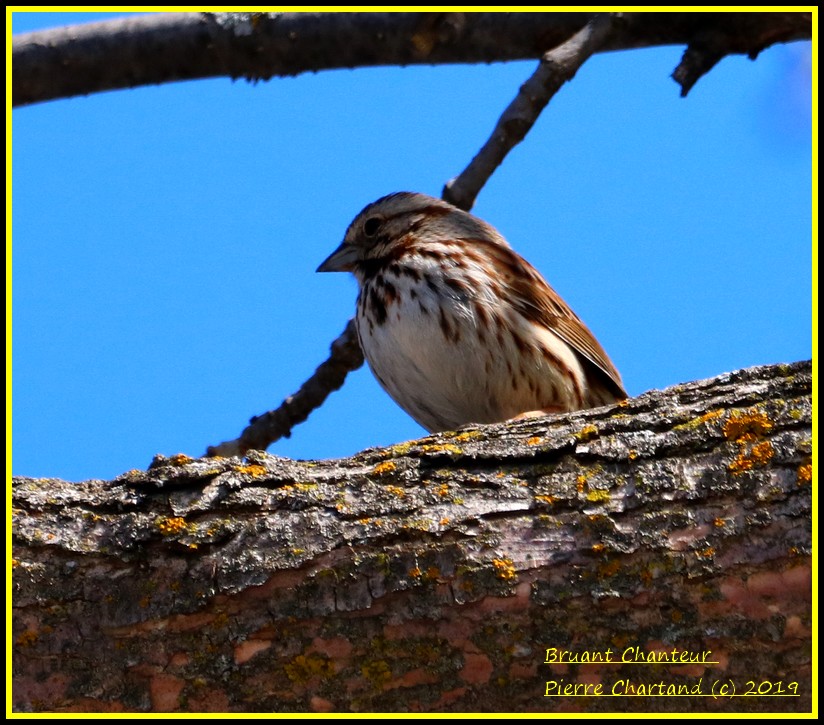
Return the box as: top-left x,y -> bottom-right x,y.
409,567 -> 422,578
435,484 -> 450,498
156,516 -> 187,535
628,449 -> 638,460
750,441 -> 775,465
535,495 -> 555,504
723,409 -> 773,442
492,558 -> 517,581
16,630 -> 38,647
425,566 -> 441,580
372,461 -> 397,476
235,464 -> 266,477
420,443 -> 463,455
729,441 -> 775,475
696,547 -> 715,559
453,430 -> 483,442
591,543 -> 606,553
576,475 -> 588,493
439,517 -> 450,526
384,485 -> 405,497
797,463 -> 812,486
527,436 -> 542,446
169,453 -> 194,466
722,409 -> 776,476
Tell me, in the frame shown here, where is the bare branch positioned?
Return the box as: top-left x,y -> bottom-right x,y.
443,14 -> 615,212
205,318 -> 363,457
671,12 -> 812,96
12,12 -> 810,107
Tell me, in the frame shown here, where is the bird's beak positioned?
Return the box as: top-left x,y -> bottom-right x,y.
316,242 -> 358,273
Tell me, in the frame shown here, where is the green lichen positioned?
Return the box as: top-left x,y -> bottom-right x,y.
574,425 -> 599,442
360,659 -> 392,688
673,408 -> 724,431
387,441 -> 416,457
284,653 -> 334,684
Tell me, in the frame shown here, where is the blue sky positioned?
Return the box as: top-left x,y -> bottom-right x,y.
11,12 -> 813,482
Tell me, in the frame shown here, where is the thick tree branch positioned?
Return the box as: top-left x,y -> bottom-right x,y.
12,12 -> 811,107
444,14 -> 615,211
12,361 -> 812,713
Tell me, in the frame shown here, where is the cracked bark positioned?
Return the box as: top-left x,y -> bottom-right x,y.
12,360 -> 812,713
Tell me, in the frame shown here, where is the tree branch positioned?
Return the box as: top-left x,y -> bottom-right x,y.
12,12 -> 811,107
12,361 -> 812,713
205,318 -> 363,457
671,12 -> 812,96
444,13 -> 615,211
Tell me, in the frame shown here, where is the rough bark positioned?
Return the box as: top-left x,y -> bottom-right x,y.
12,11 -> 811,107
12,360 -> 812,714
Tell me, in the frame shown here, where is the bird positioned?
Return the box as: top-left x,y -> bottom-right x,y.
317,192 -> 626,433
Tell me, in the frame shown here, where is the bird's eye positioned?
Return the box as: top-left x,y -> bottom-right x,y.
363,217 -> 381,236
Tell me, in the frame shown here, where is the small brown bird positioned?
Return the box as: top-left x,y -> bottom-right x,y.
318,192 -> 626,432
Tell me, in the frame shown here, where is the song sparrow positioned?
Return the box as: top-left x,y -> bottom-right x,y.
317,192 -> 626,432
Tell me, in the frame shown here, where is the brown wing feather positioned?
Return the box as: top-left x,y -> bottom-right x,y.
474,238 -> 626,398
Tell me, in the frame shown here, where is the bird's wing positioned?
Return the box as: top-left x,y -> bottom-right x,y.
476,238 -> 627,398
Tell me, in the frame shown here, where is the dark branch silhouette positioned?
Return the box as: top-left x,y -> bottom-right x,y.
206,319 -> 363,457
443,13 -> 615,211
13,12 -> 810,107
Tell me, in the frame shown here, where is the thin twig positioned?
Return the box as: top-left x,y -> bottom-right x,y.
205,319 -> 363,457
443,14 -> 616,212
